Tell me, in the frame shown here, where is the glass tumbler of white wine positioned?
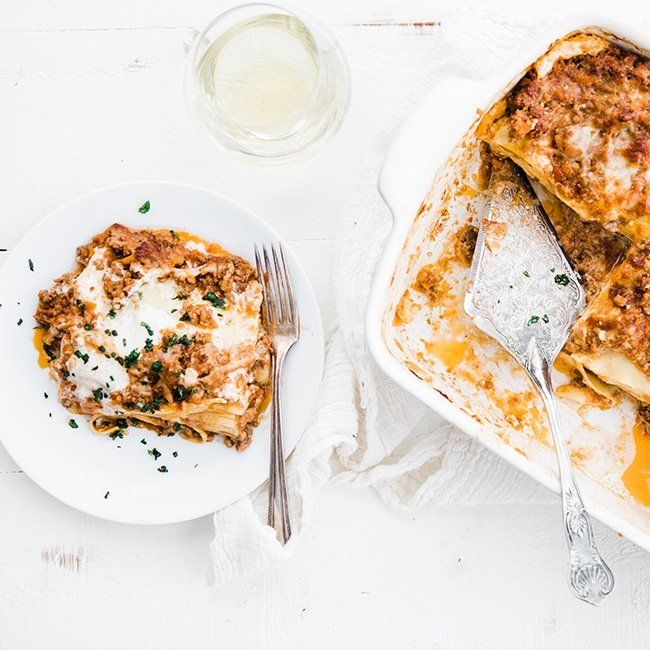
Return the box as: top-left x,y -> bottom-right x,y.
185,3 -> 350,161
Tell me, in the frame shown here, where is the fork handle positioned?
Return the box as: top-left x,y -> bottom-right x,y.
268,346 -> 292,543
526,342 -> 614,605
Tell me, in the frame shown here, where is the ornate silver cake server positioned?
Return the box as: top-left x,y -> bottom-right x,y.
464,158 -> 614,605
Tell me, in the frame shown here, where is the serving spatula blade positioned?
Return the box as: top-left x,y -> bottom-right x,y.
464,157 -> 614,605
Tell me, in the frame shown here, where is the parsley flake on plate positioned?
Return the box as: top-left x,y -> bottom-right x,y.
138,200 -> 151,214
203,292 -> 226,309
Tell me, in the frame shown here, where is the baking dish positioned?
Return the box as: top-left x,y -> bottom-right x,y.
366,16 -> 650,551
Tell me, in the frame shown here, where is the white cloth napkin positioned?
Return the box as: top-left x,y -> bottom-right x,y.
209,8 -> 583,583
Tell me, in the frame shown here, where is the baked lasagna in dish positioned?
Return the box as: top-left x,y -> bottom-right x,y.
477,32 -> 650,409
35,224 -> 271,450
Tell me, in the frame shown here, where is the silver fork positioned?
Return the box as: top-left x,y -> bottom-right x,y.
254,243 -> 300,543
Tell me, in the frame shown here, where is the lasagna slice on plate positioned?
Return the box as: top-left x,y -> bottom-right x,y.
35,224 -> 271,450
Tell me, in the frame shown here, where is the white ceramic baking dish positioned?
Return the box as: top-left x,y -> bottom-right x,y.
366,15 -> 650,551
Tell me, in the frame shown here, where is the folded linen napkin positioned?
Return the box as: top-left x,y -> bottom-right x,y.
210,8 -> 585,583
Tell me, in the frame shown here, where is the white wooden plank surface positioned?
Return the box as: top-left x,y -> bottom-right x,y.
2,1 -> 650,647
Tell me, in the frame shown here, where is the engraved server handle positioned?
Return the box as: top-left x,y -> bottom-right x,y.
526,342 -> 614,605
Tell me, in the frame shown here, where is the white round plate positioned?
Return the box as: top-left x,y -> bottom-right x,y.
0,182 -> 324,524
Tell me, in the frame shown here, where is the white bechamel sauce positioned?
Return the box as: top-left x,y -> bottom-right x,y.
182,368 -> 199,387
105,272 -> 179,355
184,240 -> 208,254
567,123 -> 600,157
75,247 -> 111,314
206,283 -> 262,352
70,251 -> 263,407
604,131 -> 635,195
216,367 -> 251,406
67,345 -> 129,401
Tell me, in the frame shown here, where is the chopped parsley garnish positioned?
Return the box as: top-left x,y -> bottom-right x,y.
179,312 -> 190,322
108,309 -> 116,319
109,430 -> 124,440
92,387 -> 104,401
148,448 -> 161,460
173,423 -> 181,432
140,438 -> 147,445
144,338 -> 153,352
162,333 -> 177,352
172,451 -> 178,458
43,342 -> 56,360
111,329 -> 118,337
16,318 -> 23,326
137,396 -> 164,413
122,338 -> 127,347
542,314 -> 550,324
173,294 -> 186,301
76,299 -> 86,314
74,350 -> 90,364
527,315 -> 540,326
141,321 -> 154,336
554,274 -> 570,286
550,267 -> 556,273
203,292 -> 226,309
157,466 -> 168,473
91,365 -> 98,371
123,349 -> 140,368
178,334 -> 192,346
523,270 -> 530,278
84,324 -> 93,330
44,392 -> 48,399
68,419 -> 78,429
104,491 -> 110,499
109,375 -> 115,382
115,418 -> 128,428
151,360 -> 163,373
138,200 -> 151,214
173,385 -> 194,402
28,259 -> 34,272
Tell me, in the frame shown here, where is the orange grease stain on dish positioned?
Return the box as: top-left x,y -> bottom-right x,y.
423,340 -> 468,371
33,328 -> 50,368
622,420 -> 650,506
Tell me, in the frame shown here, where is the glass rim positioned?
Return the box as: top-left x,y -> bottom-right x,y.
187,2 -> 326,127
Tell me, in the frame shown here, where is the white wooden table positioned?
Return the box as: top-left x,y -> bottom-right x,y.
2,1 -> 650,647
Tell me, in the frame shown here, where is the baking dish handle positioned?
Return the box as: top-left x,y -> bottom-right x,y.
378,76 -> 496,231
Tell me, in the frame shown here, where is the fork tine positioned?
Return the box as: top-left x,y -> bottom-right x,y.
262,245 -> 278,326
254,245 -> 270,325
271,245 -> 288,323
279,245 -> 298,331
